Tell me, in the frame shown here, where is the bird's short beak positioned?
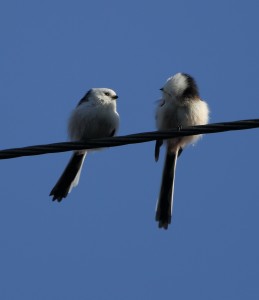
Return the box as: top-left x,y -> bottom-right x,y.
160,88 -> 164,91
113,95 -> 118,100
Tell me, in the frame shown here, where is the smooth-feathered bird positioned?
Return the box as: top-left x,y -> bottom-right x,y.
50,88 -> 119,201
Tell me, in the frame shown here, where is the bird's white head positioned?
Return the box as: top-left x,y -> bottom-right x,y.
77,88 -> 118,107
161,73 -> 199,99
90,88 -> 118,102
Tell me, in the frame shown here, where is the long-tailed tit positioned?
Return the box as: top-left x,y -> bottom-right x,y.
50,88 -> 119,201
155,73 -> 209,229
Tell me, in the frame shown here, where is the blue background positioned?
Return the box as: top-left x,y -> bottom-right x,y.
1,1 -> 259,299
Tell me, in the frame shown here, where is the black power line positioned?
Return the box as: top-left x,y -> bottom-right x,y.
0,119 -> 259,160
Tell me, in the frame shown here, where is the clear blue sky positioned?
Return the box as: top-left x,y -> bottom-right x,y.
1,1 -> 259,299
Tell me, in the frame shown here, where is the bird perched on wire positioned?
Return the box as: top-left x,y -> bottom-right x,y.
155,73 -> 209,229
50,88 -> 120,201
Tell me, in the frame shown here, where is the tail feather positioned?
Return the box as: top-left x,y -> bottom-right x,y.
50,151 -> 86,202
156,148 -> 178,229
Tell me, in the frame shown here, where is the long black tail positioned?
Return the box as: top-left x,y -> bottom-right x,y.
155,148 -> 178,229
50,151 -> 86,202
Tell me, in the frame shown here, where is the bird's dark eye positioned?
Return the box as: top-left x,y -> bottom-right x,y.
104,92 -> 110,96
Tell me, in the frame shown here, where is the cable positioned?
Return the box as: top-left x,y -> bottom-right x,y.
0,118 -> 259,160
